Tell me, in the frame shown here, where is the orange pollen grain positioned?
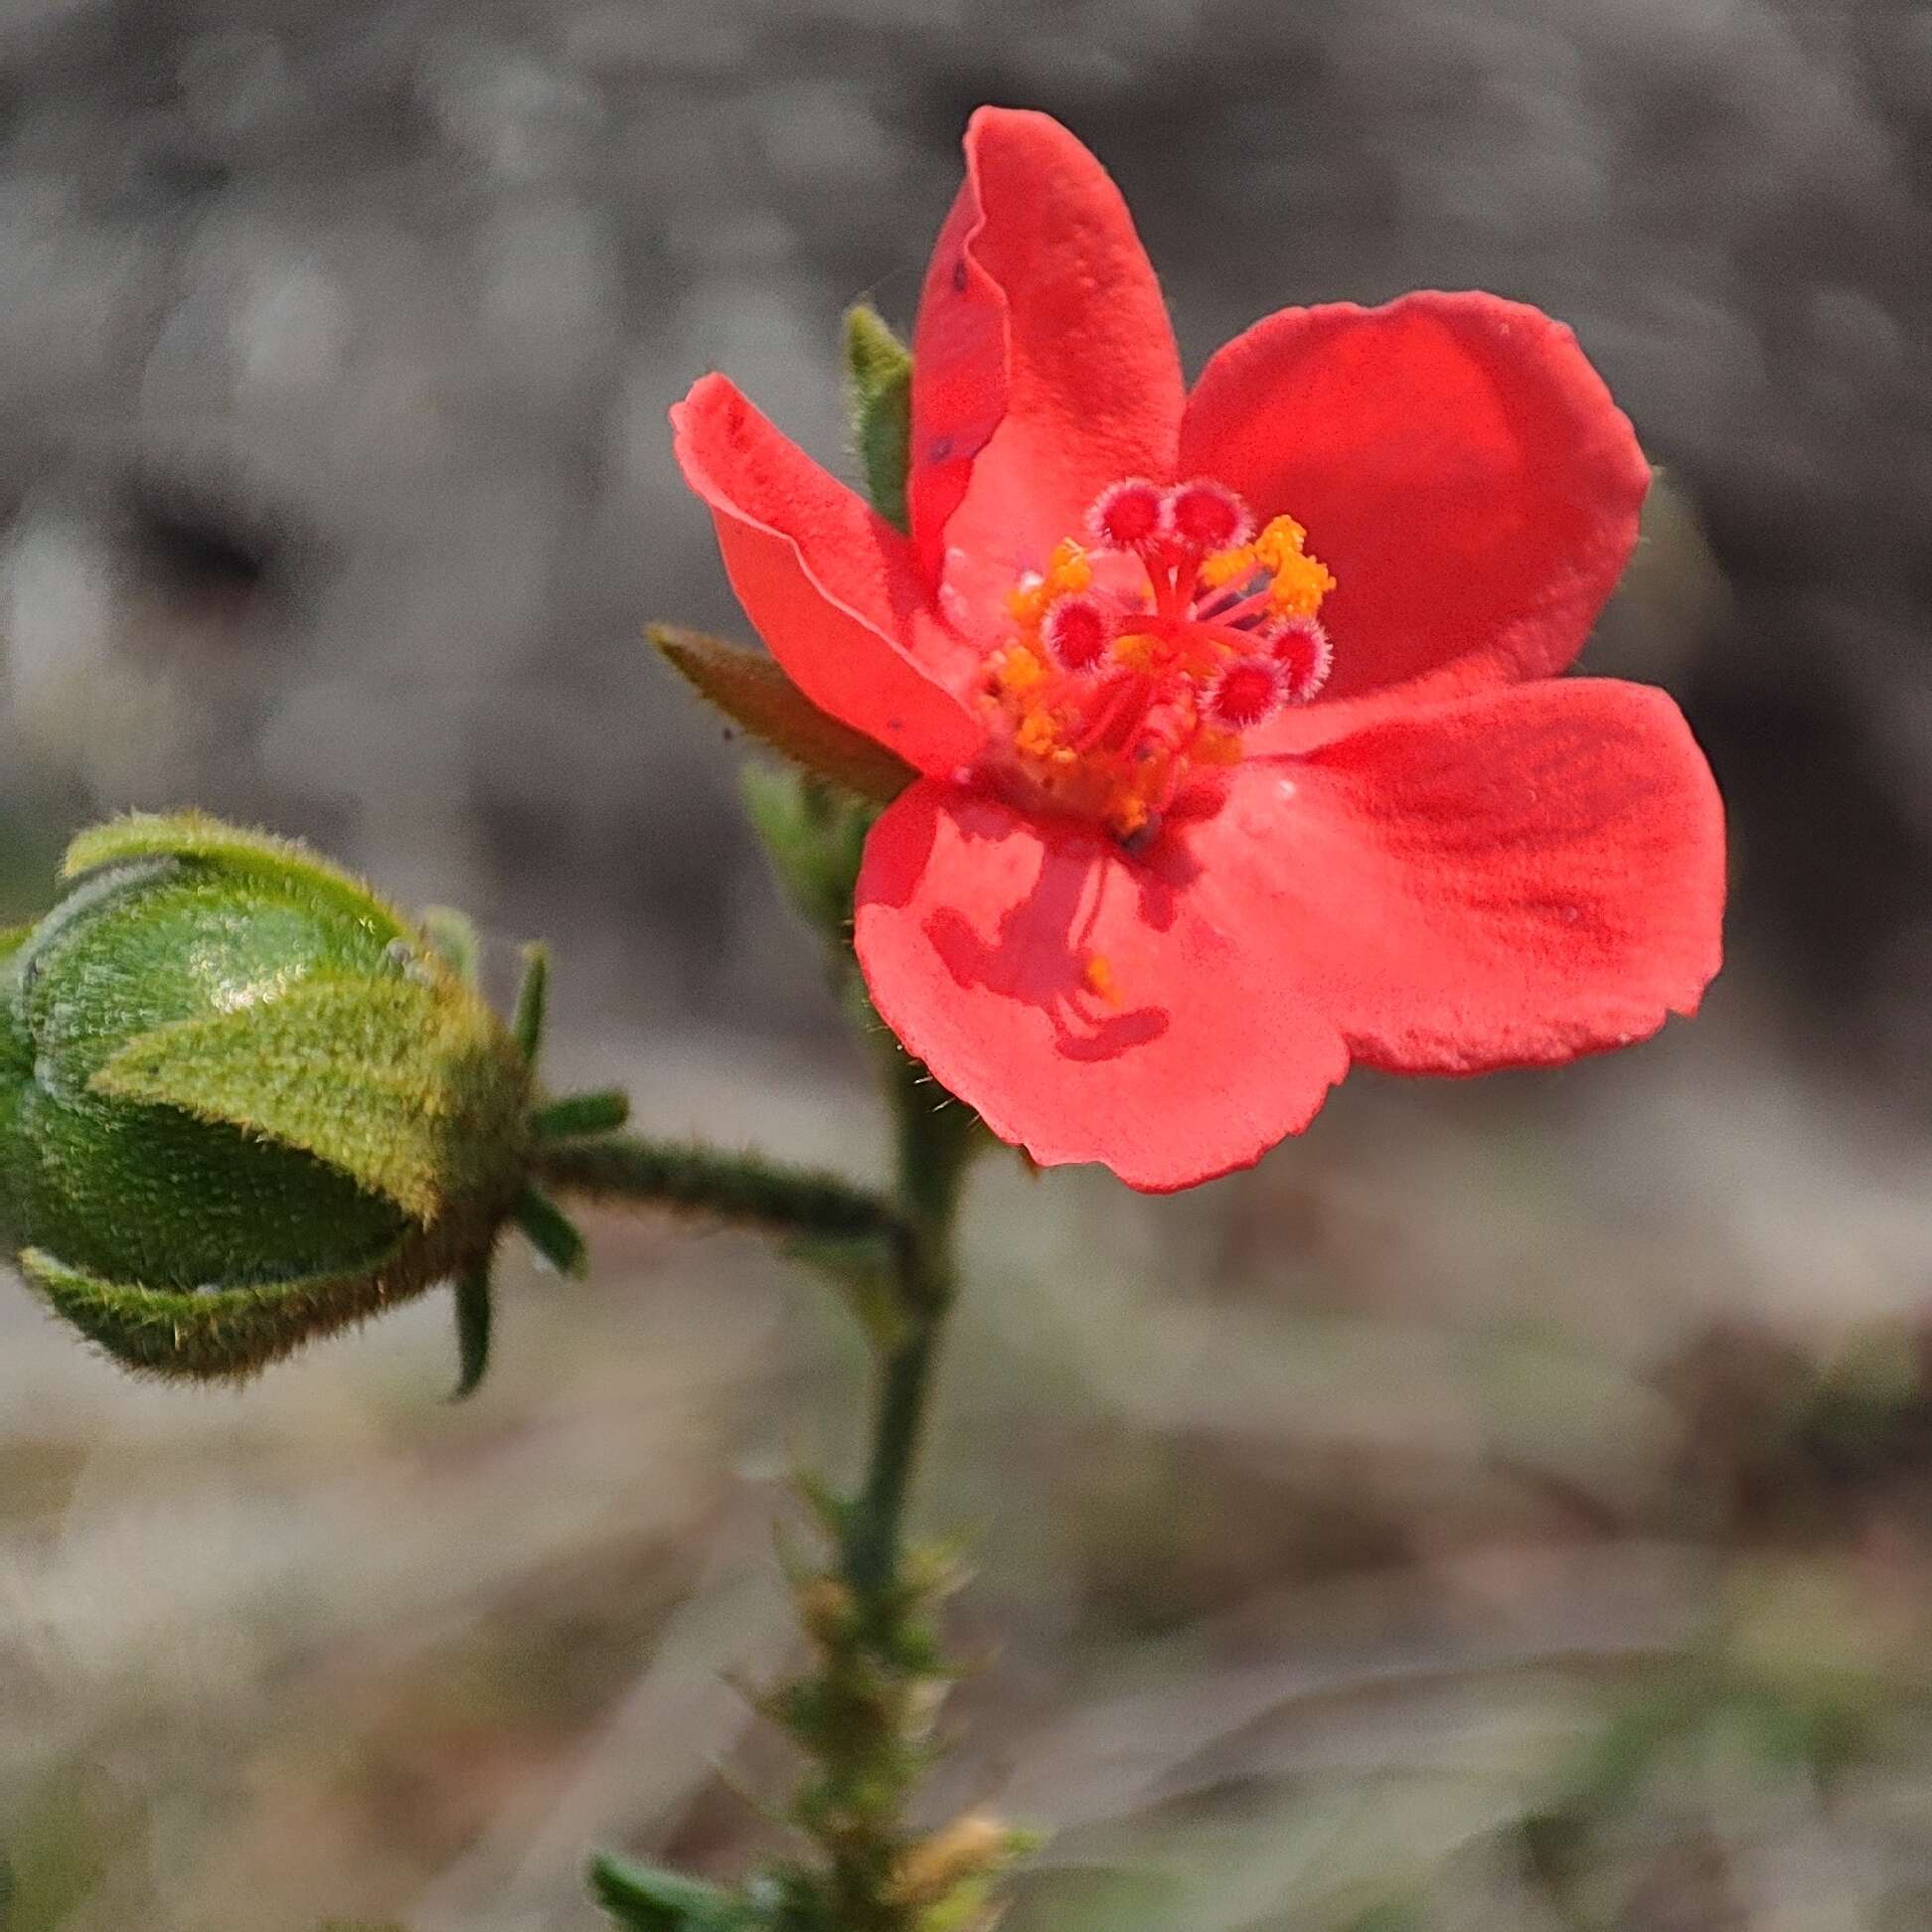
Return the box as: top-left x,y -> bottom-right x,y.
1014,709 -> 1062,759
992,643 -> 1048,700
1082,953 -> 1120,1004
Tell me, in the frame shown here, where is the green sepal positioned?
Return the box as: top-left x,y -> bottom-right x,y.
451,1254 -> 494,1400
844,303 -> 912,532
513,1184 -> 586,1276
531,1088 -> 631,1140
589,1853 -> 764,1931
513,942 -> 550,1064
89,972 -> 528,1226
420,904 -> 481,985
739,763 -> 877,960
18,1220 -> 489,1379
62,811 -> 410,942
653,626 -> 915,805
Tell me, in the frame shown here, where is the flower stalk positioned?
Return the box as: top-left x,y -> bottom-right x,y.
535,1132 -> 901,1248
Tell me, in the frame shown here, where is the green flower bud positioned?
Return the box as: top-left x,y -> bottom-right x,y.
0,812 -> 619,1391
844,302 -> 912,534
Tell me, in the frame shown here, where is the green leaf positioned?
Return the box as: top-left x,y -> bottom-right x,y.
588,1853 -> 763,1930
844,303 -> 912,532
653,626 -> 915,804
0,1761 -> 147,1932
89,972 -> 527,1226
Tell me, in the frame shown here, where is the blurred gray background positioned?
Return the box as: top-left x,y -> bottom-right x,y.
3,1 -> 1932,1928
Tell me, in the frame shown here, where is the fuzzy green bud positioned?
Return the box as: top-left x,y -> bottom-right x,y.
0,812 -> 603,1388
844,302 -> 912,533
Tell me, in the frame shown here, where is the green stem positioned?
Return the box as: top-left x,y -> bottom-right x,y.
790,1059 -> 979,1927
845,1326 -> 942,1605
533,1131 -> 899,1245
842,1072 -> 971,1607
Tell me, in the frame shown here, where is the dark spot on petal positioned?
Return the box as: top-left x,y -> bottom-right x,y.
928,435 -> 953,462
951,258 -> 968,292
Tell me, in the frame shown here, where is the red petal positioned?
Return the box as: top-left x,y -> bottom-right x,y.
1215,679 -> 1725,1071
909,108 -> 1185,636
1180,291 -> 1651,707
672,374 -> 984,776
854,780 -> 1348,1192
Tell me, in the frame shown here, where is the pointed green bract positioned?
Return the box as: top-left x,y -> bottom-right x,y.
513,1184 -> 587,1276
589,1854 -> 764,1931
844,303 -> 913,533
531,1088 -> 631,1140
653,626 -> 916,805
90,972 -> 529,1226
513,941 -> 550,1065
452,1254 -> 495,1400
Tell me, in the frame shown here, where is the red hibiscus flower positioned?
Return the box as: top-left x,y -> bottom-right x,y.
672,106 -> 1725,1192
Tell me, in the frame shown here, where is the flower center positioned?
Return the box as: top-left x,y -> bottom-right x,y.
978,479 -> 1336,846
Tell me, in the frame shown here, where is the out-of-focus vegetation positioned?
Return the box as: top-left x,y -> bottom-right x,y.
1,0 -> 1929,1924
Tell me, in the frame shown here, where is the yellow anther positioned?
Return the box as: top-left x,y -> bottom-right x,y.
1197,543 -> 1256,590
1193,728 -> 1242,766
1233,516 -> 1332,616
1008,543 -> 1091,628
1014,709 -> 1062,760
1106,792 -> 1151,840
1199,517 -> 1333,616
1111,631 -> 1161,672
1267,548 -> 1336,619
1082,953 -> 1120,1004
1044,538 -> 1092,595
992,643 -> 1048,699
1251,514 -> 1309,567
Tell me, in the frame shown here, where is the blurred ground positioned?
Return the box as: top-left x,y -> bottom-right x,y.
0,0 -> 1930,1926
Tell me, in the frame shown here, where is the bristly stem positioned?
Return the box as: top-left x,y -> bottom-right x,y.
533,1132 -> 901,1246
775,1045 -> 981,1930
842,1056 -> 973,1607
